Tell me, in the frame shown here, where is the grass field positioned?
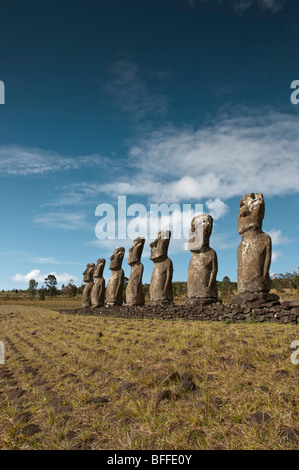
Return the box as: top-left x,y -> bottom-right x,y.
0,303 -> 298,450
1,287 -> 298,307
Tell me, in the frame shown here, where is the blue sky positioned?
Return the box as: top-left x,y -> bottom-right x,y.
0,0 -> 299,290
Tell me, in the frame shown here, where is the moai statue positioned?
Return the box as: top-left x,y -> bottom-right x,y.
149,230 -> 173,305
82,262 -> 95,308
232,193 -> 278,304
126,237 -> 145,306
90,258 -> 106,308
186,214 -> 218,305
105,247 -> 125,306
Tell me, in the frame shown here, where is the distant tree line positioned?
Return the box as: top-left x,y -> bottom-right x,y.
270,267 -> 299,292
144,277 -> 238,300
8,267 -> 299,301
25,275 -> 85,300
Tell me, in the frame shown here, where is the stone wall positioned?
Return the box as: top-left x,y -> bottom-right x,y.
61,299 -> 299,324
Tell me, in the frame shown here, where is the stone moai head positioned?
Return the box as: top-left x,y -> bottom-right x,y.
188,214 -> 213,251
83,263 -> 95,283
150,230 -> 171,261
109,247 -> 125,271
238,193 -> 265,235
128,237 -> 145,266
94,258 -> 105,277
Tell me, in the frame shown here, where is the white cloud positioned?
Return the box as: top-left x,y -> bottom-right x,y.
13,270 -> 42,283
268,229 -> 290,246
0,145 -> 109,176
53,108 -> 299,239
205,198 -> 229,220
12,270 -> 78,284
120,109 -> 299,202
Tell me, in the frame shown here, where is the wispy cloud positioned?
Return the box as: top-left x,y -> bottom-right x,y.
188,0 -> 287,13
43,181 -> 124,208
33,211 -> 92,230
104,59 -> 168,122
0,145 -> 110,176
235,0 -> 287,13
0,250 -> 80,265
30,256 -> 80,265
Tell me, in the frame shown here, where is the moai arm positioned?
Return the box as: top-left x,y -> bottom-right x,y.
117,270 -> 124,296
264,235 -> 272,279
209,250 -> 218,289
162,259 -> 173,297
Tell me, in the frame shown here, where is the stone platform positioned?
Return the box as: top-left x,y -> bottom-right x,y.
60,299 -> 299,324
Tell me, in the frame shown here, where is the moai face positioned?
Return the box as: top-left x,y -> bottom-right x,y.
238,193 -> 265,235
94,258 -> 105,278
188,214 -> 213,251
150,230 -> 171,261
109,247 -> 125,270
83,263 -> 95,283
128,237 -> 145,266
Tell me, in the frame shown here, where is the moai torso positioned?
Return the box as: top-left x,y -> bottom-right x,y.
90,259 -> 106,308
105,247 -> 125,306
237,193 -> 272,294
149,231 -> 173,305
82,263 -> 95,307
186,214 -> 218,304
126,237 -> 145,306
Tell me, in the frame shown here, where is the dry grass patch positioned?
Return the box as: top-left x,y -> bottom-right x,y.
0,305 -> 298,450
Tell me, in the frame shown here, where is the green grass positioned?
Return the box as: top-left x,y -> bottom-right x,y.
0,304 -> 298,450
